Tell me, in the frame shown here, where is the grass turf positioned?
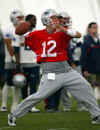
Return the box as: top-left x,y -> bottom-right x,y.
0,90 -> 100,130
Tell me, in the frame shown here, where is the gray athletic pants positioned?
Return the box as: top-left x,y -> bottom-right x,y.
13,69 -> 100,118
61,88 -> 88,110
61,66 -> 87,110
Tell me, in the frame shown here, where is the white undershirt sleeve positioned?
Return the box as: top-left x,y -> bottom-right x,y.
66,28 -> 77,37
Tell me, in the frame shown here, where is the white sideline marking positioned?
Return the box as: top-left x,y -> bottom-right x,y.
0,127 -> 13,130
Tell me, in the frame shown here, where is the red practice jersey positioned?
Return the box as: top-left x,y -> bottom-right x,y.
25,29 -> 71,63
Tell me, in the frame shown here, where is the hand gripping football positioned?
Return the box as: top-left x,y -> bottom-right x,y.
15,21 -> 31,35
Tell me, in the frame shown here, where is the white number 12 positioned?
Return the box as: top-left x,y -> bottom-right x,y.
41,40 -> 57,57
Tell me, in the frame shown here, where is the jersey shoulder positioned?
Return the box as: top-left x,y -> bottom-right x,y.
2,24 -> 14,39
26,29 -> 46,37
33,29 -> 46,34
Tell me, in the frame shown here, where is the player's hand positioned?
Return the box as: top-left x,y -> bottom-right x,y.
11,55 -> 16,63
71,63 -> 76,69
54,23 -> 68,32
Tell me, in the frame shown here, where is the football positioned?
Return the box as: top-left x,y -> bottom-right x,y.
15,21 -> 31,35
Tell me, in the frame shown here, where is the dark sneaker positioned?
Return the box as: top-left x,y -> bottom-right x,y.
92,116 -> 100,124
8,113 -> 16,126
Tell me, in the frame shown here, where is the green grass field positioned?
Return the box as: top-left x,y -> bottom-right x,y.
0,90 -> 100,130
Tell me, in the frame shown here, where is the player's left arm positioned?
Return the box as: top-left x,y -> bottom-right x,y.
5,38 -> 14,57
3,27 -> 16,61
55,23 -> 81,38
5,38 -> 19,63
61,26 -> 81,38
13,46 -> 20,64
66,28 -> 81,38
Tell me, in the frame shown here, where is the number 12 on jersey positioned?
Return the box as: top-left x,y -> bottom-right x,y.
41,40 -> 57,57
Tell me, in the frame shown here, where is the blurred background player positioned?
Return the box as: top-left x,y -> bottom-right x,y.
20,14 -> 40,112
44,88 -> 61,112
0,27 -> 5,89
58,11 -> 88,112
0,9 -> 24,112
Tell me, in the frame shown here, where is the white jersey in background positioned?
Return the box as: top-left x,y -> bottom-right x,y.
20,30 -> 38,66
3,24 -> 24,64
69,38 -> 81,61
20,45 -> 37,64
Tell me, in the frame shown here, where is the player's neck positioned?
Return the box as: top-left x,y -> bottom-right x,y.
46,26 -> 55,34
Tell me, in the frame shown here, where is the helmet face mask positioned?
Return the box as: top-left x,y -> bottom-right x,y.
41,9 -> 57,26
60,17 -> 71,26
41,17 -> 51,26
58,12 -> 72,27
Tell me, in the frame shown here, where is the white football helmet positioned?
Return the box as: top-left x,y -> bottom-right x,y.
41,9 -> 57,25
58,11 -> 72,27
10,9 -> 24,25
13,73 -> 26,88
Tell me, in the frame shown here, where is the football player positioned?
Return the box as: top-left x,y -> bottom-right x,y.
0,28 -> 5,88
44,12 -> 73,112
58,11 -> 88,112
20,14 -> 40,112
1,9 -> 24,112
8,9 -> 100,126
